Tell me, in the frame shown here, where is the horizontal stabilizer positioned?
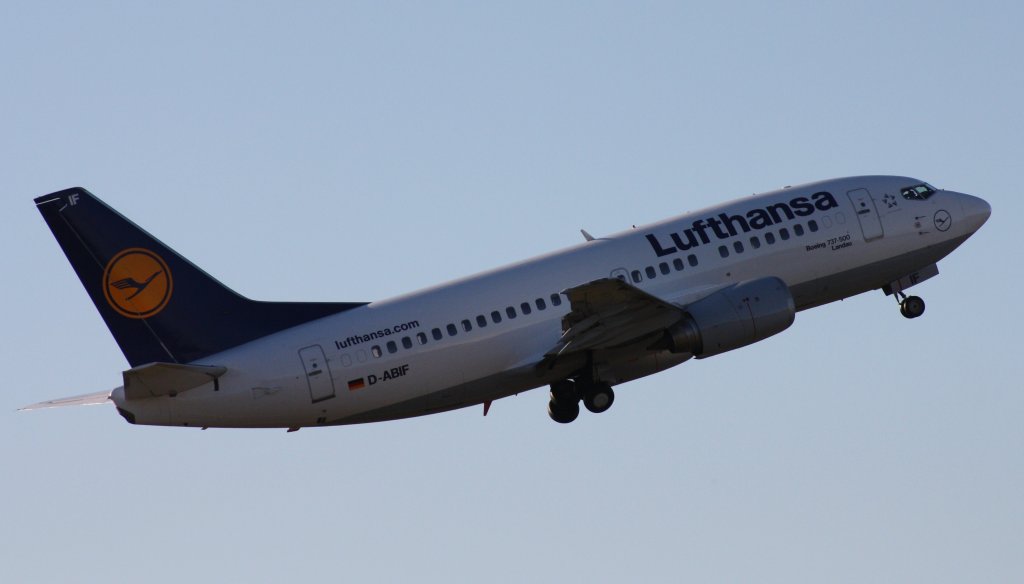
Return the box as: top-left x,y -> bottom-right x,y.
20,390 -> 112,411
123,362 -> 227,399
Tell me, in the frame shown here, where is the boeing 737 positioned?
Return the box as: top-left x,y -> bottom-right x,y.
23,176 -> 990,427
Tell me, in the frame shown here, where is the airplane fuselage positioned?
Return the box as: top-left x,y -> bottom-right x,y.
105,175 -> 990,428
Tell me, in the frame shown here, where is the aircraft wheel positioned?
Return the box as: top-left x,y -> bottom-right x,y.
583,383 -> 615,414
900,296 -> 925,319
548,399 -> 579,424
549,379 -> 578,406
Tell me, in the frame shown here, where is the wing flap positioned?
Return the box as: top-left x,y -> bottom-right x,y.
547,278 -> 684,357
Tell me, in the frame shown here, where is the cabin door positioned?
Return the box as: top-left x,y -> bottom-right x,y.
299,345 -> 336,403
847,188 -> 884,241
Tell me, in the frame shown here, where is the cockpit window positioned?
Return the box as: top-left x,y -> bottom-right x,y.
901,183 -> 936,201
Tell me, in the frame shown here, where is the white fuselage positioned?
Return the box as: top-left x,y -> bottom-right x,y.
111,176 -> 989,428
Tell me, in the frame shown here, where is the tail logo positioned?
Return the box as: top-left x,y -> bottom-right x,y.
103,248 -> 173,319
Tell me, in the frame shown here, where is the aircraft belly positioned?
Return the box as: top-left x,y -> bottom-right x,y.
790,235 -> 968,310
328,345 -> 693,425
327,361 -> 573,425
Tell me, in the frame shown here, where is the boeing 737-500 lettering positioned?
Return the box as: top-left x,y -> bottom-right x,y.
23,176 -> 990,427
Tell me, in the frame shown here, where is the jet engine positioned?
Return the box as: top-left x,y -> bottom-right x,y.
661,277 -> 795,358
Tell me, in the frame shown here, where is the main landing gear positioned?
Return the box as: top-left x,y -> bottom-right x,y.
897,292 -> 926,319
547,379 -> 616,424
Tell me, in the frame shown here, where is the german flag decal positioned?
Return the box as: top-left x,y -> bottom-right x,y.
347,378 -> 365,391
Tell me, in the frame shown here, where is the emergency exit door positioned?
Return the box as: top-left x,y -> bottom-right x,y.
847,188 -> 884,241
299,345 -> 336,403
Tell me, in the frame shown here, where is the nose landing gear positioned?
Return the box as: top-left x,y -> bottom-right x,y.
898,292 -> 926,319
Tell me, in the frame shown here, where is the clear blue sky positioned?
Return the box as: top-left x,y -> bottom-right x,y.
2,2 -> 1022,582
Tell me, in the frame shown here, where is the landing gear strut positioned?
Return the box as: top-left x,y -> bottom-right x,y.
897,292 -> 926,319
547,378 -> 616,423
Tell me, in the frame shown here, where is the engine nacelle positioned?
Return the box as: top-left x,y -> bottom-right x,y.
663,277 -> 795,358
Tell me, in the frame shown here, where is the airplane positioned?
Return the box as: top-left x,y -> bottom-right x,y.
22,176 -> 990,428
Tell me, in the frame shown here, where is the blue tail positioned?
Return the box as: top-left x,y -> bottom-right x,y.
36,188 -> 365,366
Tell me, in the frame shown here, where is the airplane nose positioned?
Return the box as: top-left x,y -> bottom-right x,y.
959,194 -> 992,232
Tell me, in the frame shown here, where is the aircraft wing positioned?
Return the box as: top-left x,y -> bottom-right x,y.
546,277 -> 685,358
19,390 -> 113,411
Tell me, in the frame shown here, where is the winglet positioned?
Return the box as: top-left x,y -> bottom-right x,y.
581,229 -> 595,242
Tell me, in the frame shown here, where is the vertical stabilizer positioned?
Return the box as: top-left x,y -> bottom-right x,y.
35,188 -> 365,366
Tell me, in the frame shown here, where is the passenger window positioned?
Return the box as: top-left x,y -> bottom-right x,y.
631,270 -> 642,283
536,298 -> 547,310
476,315 -> 487,328
491,310 -> 502,324
386,341 -> 398,354
356,349 -> 367,362
765,232 -> 776,245
645,266 -> 656,279
416,332 -> 428,345
750,236 -> 761,249
808,220 -> 819,232
446,323 -> 458,336
688,254 -> 698,267
550,294 -> 562,307
520,302 -> 531,315
733,241 -> 744,253
341,354 -> 352,367
659,262 -> 670,275
506,306 -> 517,319
719,245 -> 729,258
432,328 -> 443,341
402,337 -> 412,349
462,319 -> 472,332
780,227 -> 790,240
371,345 -> 383,358
794,224 -> 804,236
673,258 -> 685,271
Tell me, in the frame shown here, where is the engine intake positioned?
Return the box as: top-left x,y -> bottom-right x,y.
663,277 -> 795,358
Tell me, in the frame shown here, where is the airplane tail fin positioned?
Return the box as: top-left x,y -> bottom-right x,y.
35,188 -> 365,367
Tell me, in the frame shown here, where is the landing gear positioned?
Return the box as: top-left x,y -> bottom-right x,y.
898,293 -> 926,319
548,379 -> 579,424
547,399 -> 579,424
547,378 -> 615,423
583,383 -> 615,414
